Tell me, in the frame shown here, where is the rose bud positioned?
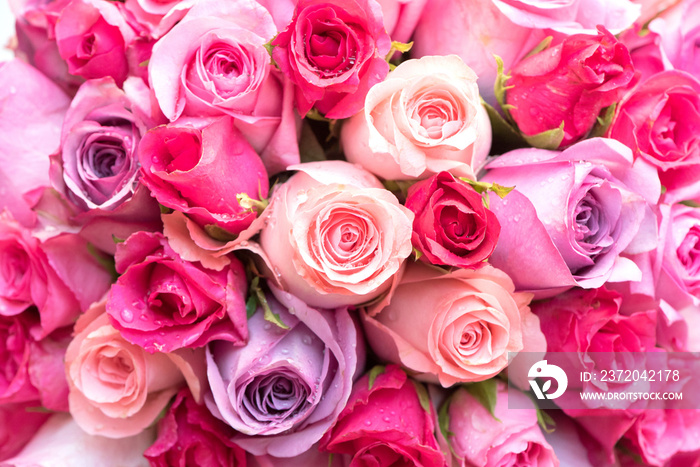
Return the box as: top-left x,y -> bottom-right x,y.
483,138 -> 660,297
506,27 -> 636,148
362,262 -> 544,387
405,171 -> 500,269
270,0 -> 391,119
107,231 -> 248,353
319,365 -> 446,466
139,117 -> 269,237
55,0 -> 135,85
608,71 -> 700,202
259,161 -> 414,308
444,380 -> 559,466
205,286 -> 362,457
149,0 -> 299,174
65,301 -> 201,438
144,388 -> 247,467
342,55 -> 491,180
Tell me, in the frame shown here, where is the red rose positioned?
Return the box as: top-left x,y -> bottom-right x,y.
405,171 -> 500,269
271,0 -> 391,119
506,27 -> 636,147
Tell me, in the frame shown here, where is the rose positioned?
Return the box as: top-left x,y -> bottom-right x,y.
248,445 -> 349,467
205,287 -> 362,457
0,213 -> 112,338
405,171 -> 500,268
319,365 -> 446,466
0,413 -> 155,466
270,0 -> 391,119
0,60 -> 70,227
375,0 -> 427,43
619,24 -> 669,84
107,231 -> 248,353
0,314 -> 38,406
483,138 -> 659,297
144,388 -> 247,467
149,0 -> 299,174
444,380 -> 559,467
259,161 -> 414,308
506,27 -> 636,148
50,78 -> 148,213
491,0 -> 640,34
0,403 -> 51,462
138,117 -> 269,237
55,0 -> 135,85
65,301 -> 202,438
608,71 -> 700,202
123,0 -> 194,39
652,0 -> 700,78
341,55 -> 492,180
361,262 -> 544,387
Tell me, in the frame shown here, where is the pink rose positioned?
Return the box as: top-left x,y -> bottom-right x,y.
55,0 -> 135,85
144,388 -> 247,467
506,27 -> 636,148
123,0 -> 194,39
0,413 -> 155,467
0,213 -> 113,338
0,60 -> 69,228
375,0 -> 427,43
405,171 -> 500,269
260,161 -> 413,308
651,0 -> 700,78
341,55 -> 491,180
618,25 -> 670,84
139,117 -> 269,237
445,380 -> 559,466
0,403 -> 51,462
361,262 -> 544,387
270,0 -> 391,119
483,138 -> 659,297
319,365 -> 446,466
65,302 -> 203,438
107,231 -> 248,353
608,71 -> 700,202
248,445 -> 349,467
148,0 -> 299,174
205,287 -> 362,457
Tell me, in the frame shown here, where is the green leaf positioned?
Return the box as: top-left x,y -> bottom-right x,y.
494,55 -> 515,121
589,104 -> 617,139
523,36 -> 553,60
368,365 -> 386,390
204,224 -> 238,242
536,408 -> 556,434
681,200 -> 700,208
522,121 -> 565,150
482,100 -> 528,154
255,287 -> 289,330
465,379 -> 501,422
305,108 -> 331,122
437,396 -> 454,441
491,183 -> 515,199
299,121 -> 327,163
112,234 -> 125,244
246,295 -> 258,319
412,380 -> 431,413
159,204 -> 173,214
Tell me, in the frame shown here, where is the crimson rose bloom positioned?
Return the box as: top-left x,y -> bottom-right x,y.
405,171 -> 500,269
271,0 -> 391,119
319,365 -> 445,466
506,27 -> 636,147
144,388 -> 247,467
107,231 -> 248,353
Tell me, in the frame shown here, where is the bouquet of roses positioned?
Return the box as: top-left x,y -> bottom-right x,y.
2,0 -> 700,465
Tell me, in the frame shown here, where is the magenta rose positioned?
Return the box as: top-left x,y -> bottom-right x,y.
205,287 -> 362,457
148,0 -> 299,174
608,71 -> 700,202
483,138 -> 659,297
144,388 -> 247,467
445,380 -> 558,467
405,171 -> 500,269
55,0 -> 135,85
506,27 -> 636,148
107,231 -> 248,353
139,117 -> 269,237
0,403 -> 51,462
319,365 -> 445,466
271,0 -> 391,119
259,161 -> 414,308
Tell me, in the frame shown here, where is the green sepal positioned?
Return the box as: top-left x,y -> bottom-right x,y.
523,36 -> 553,60
87,243 -> 118,281
681,200 -> 700,208
536,408 -> 556,434
204,224 -> 238,242
299,121 -> 327,163
522,121 -> 565,150
459,178 -> 515,208
437,396 -> 454,441
159,204 -> 173,214
412,247 -> 423,262
368,365 -> 386,390
589,104 -> 617,139
386,41 -> 413,62
494,55 -> 515,121
412,380 -> 431,413
112,234 -> 125,244
245,295 -> 258,319
465,379 -> 501,422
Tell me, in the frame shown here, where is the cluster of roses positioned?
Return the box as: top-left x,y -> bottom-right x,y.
2,0 -> 700,465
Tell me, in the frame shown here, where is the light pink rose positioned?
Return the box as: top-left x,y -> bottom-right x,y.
342,55 -> 491,181
0,413 -> 155,467
65,301 -> 205,438
259,161 -> 414,308
361,262 -> 544,387
445,380 -> 559,466
149,0 -> 299,174
123,0 -> 194,39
